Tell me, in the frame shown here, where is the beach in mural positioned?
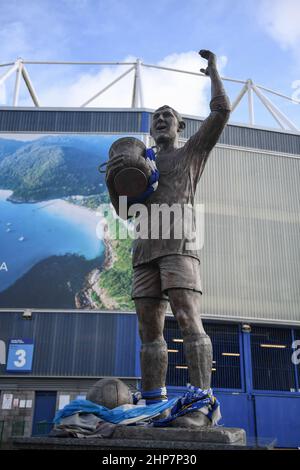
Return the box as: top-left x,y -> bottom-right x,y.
0,134 -> 136,310
0,190 -> 104,292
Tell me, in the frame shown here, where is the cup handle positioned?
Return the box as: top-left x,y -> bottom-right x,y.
98,161 -> 108,174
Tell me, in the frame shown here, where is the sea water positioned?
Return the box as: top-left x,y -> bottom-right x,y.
0,190 -> 104,292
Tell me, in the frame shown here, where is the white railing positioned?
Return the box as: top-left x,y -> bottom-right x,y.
0,58 -> 299,132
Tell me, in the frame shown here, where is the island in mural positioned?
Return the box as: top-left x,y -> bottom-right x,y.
0,133 -> 136,311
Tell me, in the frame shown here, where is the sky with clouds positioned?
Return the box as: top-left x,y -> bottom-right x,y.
0,0 -> 299,130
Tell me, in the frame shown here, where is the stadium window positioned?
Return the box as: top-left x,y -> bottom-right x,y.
164,318 -> 242,389
251,326 -> 295,391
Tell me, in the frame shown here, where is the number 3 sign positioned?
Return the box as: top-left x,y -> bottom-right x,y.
6,339 -> 34,372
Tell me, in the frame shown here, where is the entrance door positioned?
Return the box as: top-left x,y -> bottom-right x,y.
32,391 -> 57,436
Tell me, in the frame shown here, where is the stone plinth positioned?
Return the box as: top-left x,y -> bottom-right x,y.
12,426 -> 250,451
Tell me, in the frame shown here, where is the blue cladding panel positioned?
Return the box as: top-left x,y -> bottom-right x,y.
0,311 -> 137,377
0,110 -> 141,133
0,109 -> 299,154
250,326 -> 296,391
140,112 -> 149,132
214,392 -> 255,440
114,314 -> 138,377
164,318 -> 242,389
255,395 -> 300,448
205,323 -> 242,389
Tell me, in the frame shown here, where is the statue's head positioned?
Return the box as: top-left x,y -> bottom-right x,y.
150,105 -> 186,146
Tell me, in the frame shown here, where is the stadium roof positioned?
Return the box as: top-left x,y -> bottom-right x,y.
0,58 -> 299,133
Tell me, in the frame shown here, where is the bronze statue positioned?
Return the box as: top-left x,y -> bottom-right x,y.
106,50 -> 231,426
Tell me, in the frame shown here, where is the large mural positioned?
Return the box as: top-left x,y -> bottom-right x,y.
0,133 -> 139,310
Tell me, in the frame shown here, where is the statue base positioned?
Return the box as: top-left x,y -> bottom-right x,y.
12,426 -> 249,450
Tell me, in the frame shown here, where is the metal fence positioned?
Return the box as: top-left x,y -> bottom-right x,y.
164,319 -> 299,393
250,326 -> 296,391
164,318 -> 242,389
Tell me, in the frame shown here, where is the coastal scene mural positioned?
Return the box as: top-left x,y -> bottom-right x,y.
0,133 -> 136,310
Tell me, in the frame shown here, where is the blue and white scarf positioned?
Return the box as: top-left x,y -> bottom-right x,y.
128,147 -> 159,204
53,397 -> 177,426
153,385 -> 221,427
54,385 -> 221,427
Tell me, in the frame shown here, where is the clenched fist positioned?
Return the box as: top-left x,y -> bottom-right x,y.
199,49 -> 217,76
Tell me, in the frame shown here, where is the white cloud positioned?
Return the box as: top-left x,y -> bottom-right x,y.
142,52 -> 210,116
23,51 -> 227,118
258,0 -> 300,51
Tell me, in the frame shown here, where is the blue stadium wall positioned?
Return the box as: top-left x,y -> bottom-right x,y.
0,310 -> 300,447
0,107 -> 300,447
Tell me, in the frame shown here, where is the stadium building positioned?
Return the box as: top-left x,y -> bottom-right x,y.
0,60 -> 299,447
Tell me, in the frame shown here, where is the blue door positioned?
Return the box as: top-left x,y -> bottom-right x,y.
32,391 -> 57,436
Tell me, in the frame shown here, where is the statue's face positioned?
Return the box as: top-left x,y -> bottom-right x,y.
151,108 -> 179,145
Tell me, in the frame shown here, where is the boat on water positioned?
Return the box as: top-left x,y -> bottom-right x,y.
18,236 -> 25,242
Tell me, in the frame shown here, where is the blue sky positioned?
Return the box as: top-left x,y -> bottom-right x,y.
0,0 -> 299,129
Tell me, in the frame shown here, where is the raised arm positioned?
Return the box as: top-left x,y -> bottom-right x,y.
184,50 -> 231,156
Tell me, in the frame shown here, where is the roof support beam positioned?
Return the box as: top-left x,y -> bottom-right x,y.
137,59 -> 144,108
22,65 -> 41,107
231,83 -> 248,112
0,58 -> 298,133
80,66 -> 135,107
0,62 -> 19,87
252,84 -> 299,132
256,83 -> 300,105
13,61 -> 22,106
131,59 -> 144,108
247,80 -> 255,126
